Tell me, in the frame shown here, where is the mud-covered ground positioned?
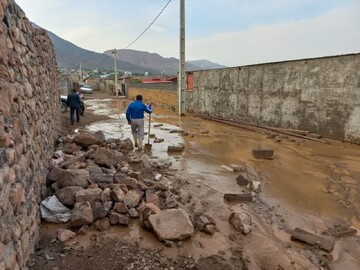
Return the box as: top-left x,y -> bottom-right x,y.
30,91 -> 360,270
60,92 -> 111,135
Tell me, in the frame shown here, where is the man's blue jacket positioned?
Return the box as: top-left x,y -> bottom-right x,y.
126,100 -> 152,122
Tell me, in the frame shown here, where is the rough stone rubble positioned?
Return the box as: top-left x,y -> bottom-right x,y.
43,131 -> 222,246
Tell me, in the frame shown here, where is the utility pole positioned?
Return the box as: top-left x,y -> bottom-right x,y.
113,49 -> 118,96
178,0 -> 185,116
79,61 -> 82,82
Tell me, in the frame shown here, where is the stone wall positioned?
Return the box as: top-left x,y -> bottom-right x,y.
128,87 -> 177,110
0,0 -> 59,269
186,54 -> 360,143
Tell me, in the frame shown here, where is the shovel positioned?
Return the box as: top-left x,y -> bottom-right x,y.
145,113 -> 152,151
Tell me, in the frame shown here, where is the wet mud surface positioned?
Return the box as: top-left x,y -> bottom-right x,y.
34,93 -> 360,269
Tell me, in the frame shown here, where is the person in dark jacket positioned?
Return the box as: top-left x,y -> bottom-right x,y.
67,83 -> 82,125
126,95 -> 152,149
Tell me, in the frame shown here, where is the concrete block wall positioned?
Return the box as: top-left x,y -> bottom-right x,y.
186,54 -> 360,143
0,0 -> 59,268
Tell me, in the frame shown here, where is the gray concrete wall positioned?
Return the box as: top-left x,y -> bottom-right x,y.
186,54 -> 360,143
0,0 -> 59,268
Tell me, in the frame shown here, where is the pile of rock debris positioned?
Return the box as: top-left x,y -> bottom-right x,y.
42,131 -> 216,246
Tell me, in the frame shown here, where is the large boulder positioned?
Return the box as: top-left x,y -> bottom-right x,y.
57,169 -> 89,188
75,188 -> 102,203
148,209 -> 194,241
56,186 -> 84,206
229,211 -> 252,235
94,147 -> 123,167
123,189 -> 144,208
73,133 -> 100,148
71,202 -> 93,227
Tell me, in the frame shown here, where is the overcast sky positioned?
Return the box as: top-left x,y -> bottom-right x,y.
15,0 -> 360,67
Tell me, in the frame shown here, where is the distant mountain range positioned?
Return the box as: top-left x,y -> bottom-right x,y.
32,23 -> 226,75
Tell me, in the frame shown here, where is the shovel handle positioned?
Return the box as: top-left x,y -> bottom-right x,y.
148,113 -> 151,144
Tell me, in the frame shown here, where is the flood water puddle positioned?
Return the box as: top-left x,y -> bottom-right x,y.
85,98 -> 360,231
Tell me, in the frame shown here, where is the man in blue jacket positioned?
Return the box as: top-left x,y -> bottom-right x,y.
126,95 -> 152,149
67,83 -> 82,125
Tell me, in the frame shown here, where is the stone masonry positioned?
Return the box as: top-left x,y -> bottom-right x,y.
186,54 -> 360,143
0,0 -> 59,269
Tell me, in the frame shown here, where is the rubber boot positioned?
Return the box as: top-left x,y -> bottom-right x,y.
138,139 -> 143,150
133,134 -> 138,148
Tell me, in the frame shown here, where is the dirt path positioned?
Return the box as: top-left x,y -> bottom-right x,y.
60,92 -> 111,135
30,92 -> 360,270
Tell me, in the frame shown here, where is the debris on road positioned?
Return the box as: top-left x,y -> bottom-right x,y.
154,173 -> 162,181
224,193 -> 253,203
154,138 -> 164,143
252,149 -> 274,160
167,145 -> 185,153
56,229 -> 76,242
194,213 -> 218,235
236,174 -> 250,186
169,129 -> 184,134
325,224 -> 357,238
148,209 -> 194,241
229,211 -> 252,235
290,228 -> 335,252
250,181 -> 261,193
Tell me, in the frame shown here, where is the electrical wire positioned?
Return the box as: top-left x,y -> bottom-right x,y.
123,0 -> 172,49
71,0 -> 172,70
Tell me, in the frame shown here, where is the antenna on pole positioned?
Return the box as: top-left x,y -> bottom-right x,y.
113,49 -> 118,96
178,0 -> 186,116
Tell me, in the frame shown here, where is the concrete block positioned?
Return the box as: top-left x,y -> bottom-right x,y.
224,193 -> 253,203
252,149 -> 274,160
167,145 -> 185,153
290,228 -> 334,252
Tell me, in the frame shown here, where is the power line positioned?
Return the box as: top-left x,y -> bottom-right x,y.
123,0 -> 172,49
71,0 -> 172,70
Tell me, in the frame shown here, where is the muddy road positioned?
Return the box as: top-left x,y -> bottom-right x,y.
32,93 -> 360,269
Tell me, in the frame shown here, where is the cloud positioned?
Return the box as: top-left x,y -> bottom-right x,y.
187,5 -> 360,66
15,0 -> 360,66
